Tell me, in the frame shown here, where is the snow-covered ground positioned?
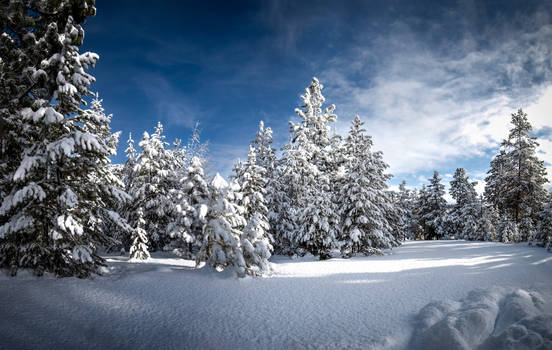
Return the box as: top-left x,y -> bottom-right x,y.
1,240 -> 551,349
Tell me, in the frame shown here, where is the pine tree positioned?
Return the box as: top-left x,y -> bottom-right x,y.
338,116 -> 398,256
397,181 -> 419,240
449,168 -> 479,240
184,122 -> 208,167
475,196 -> 497,241
236,146 -> 273,275
0,2 -> 127,277
129,208 -> 150,260
497,215 -> 519,243
269,155 -> 296,254
198,173 -> 247,276
485,109 -> 548,241
535,194 -> 552,249
252,121 -> 278,244
283,77 -> 340,258
129,123 -> 176,251
180,156 -> 210,255
81,96 -> 131,247
418,171 -> 447,240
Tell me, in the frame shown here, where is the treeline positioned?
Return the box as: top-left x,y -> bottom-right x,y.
114,77 -> 402,276
0,1 -> 550,279
394,109 -> 551,245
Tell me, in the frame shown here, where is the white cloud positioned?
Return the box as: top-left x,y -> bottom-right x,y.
319,19 -> 552,181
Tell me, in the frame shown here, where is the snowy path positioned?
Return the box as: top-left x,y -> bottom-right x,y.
1,240 -> 551,349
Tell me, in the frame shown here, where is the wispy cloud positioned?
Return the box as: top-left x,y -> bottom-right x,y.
135,74 -> 208,129
319,10 -> 552,184
205,142 -> 249,179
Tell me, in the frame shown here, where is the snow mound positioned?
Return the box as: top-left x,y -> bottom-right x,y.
410,288 -> 552,350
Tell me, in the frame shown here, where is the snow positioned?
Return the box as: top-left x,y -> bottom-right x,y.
410,288 -> 552,349
211,172 -> 228,189
1,240 -> 551,349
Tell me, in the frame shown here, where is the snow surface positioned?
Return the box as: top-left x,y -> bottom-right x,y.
1,240 -> 551,349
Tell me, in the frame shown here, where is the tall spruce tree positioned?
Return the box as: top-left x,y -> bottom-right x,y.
252,121 -> 278,245
476,195 -> 497,242
485,109 -> 548,241
128,123 -> 178,251
449,168 -> 479,240
238,146 -> 273,275
418,171 -> 447,240
0,1 -> 129,277
397,181 -> 419,240
198,173 -> 247,276
180,156 -> 210,255
338,116 -> 398,256
129,207 -> 150,260
534,192 -> 552,248
288,77 -> 340,258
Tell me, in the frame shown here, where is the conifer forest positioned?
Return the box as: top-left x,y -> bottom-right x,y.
1,1 -> 551,349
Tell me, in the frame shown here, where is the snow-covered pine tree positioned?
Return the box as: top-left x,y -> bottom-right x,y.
166,173 -> 195,258
180,156 -> 210,255
285,77 -> 341,258
117,133 -> 138,251
497,214 -> 519,243
475,196 -> 497,241
0,2 -> 128,277
414,185 -> 428,239
418,171 -> 447,240
251,121 -> 279,244
338,116 -> 398,256
127,123 -> 177,251
269,152 -> 296,254
237,145 -> 273,275
198,173 -> 247,276
252,121 -> 277,176
129,207 -> 150,260
81,95 -> 131,247
449,168 -> 480,240
485,109 -> 548,241
397,181 -> 419,240
123,133 -> 137,186
184,122 -> 208,167
535,193 -> 552,249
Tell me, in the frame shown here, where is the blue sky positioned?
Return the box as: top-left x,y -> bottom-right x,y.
82,0 -> 552,194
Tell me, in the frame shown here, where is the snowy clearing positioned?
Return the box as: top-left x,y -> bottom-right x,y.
1,240 -> 551,349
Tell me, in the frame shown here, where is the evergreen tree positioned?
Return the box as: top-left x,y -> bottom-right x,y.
184,122 -> 208,167
535,193 -> 552,249
497,214 -> 519,243
269,155 -> 296,254
449,168 -> 479,240
118,133 -> 138,251
475,196 -> 497,241
180,156 -> 210,255
338,116 -> 398,256
82,96 -> 131,247
128,123 -> 176,251
198,173 -> 246,276
398,181 -> 419,240
252,121 -> 278,244
485,109 -> 548,241
0,1 -> 127,277
232,145 -> 273,274
283,77 -> 340,258
418,171 -> 447,239
129,207 -> 150,260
